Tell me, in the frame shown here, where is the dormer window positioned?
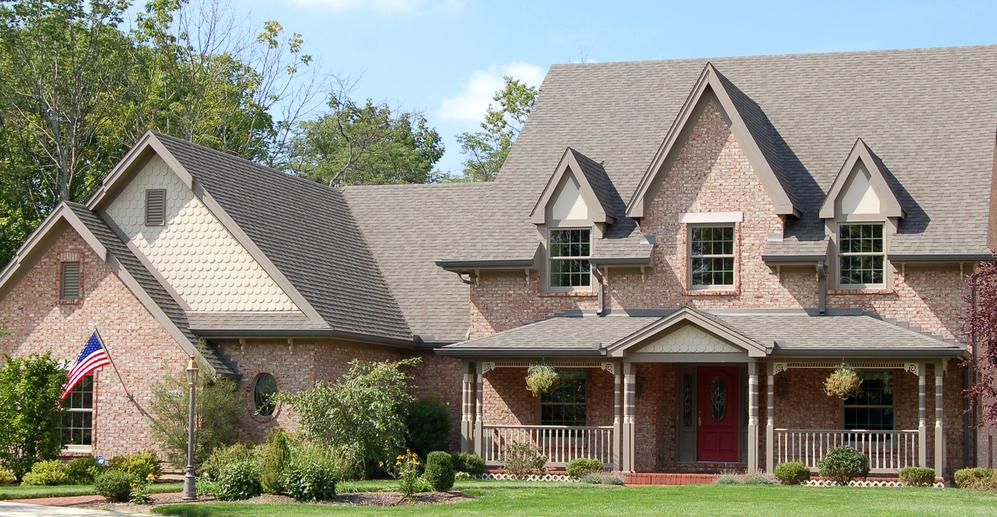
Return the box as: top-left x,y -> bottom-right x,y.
549,228 -> 591,290
838,223 -> 884,286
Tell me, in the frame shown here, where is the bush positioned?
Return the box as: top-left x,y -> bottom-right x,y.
741,472 -> 774,485
424,451 -> 455,491
774,461 -> 810,485
454,471 -> 470,481
257,430 -> 291,494
150,360 -> 242,469
816,446 -> 869,485
283,442 -> 338,501
714,474 -> 739,485
21,459 -> 67,485
216,460 -> 262,501
196,477 -> 219,497
202,443 -> 255,481
581,473 -> 625,485
94,470 -> 137,502
954,467 -> 995,488
108,452 -> 161,481
65,457 -> 102,485
0,467 -> 16,485
451,452 -> 485,476
566,458 -> 603,479
965,475 -> 997,491
899,466 -> 935,487
502,441 -> 546,479
405,398 -> 451,459
0,353 -> 67,479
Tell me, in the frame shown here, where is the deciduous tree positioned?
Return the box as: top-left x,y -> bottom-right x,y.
456,76 -> 537,182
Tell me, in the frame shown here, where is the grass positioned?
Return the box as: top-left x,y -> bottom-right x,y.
151,481 -> 997,517
0,481 -> 183,500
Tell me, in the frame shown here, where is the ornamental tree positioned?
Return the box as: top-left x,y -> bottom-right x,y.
0,353 -> 66,480
967,259 -> 997,424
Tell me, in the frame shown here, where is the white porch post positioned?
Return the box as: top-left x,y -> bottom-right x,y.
918,362 -> 927,467
622,360 -> 636,472
765,362 -> 774,473
747,361 -> 759,472
460,362 -> 474,453
935,361 -> 945,475
474,362 -> 484,457
613,364 -> 622,471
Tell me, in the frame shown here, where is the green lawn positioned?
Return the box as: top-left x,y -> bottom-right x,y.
0,481 -> 183,500
152,481 -> 997,517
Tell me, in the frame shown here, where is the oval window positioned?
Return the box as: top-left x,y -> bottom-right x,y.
253,373 -> 278,417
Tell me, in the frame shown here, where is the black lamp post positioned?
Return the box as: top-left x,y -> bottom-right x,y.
182,357 -> 198,501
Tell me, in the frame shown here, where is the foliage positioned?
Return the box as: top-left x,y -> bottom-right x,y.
454,471 -> 470,481
456,76 -> 537,182
216,460 -> 262,501
823,367 -> 862,399
108,451 -> 161,481
740,472 -> 775,485
394,450 -> 421,497
816,446 -> 869,485
202,443 -> 255,481
581,473 -> 625,485
773,462 -> 810,485
65,457 -> 102,485
967,260 -> 997,424
257,429 -> 292,494
282,442 -> 338,501
525,364 -> 558,396
566,458 -> 603,479
404,397 -> 452,460
898,467 -> 935,487
130,473 -> 157,504
501,441 -> 546,480
21,459 -> 67,486
279,358 -> 421,474
195,476 -> 219,497
0,353 -> 67,479
451,452 -> 485,476
713,474 -> 739,484
94,470 -> 136,502
423,451 -> 455,492
150,361 -> 242,469
0,467 -> 14,485
955,467 -> 996,489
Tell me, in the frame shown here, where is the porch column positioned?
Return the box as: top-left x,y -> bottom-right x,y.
622,360 -> 636,472
765,362 -> 774,474
460,362 -> 474,452
935,361 -> 945,474
747,361 -> 759,472
612,364 -> 622,471
918,362 -> 927,467
474,362 -> 484,457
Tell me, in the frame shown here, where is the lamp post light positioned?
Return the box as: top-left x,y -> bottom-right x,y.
182,357 -> 199,501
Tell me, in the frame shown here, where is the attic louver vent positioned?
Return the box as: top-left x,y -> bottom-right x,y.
60,262 -> 81,300
145,189 -> 166,226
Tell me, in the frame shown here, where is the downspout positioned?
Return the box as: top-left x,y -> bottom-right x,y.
967,281 -> 979,466
817,257 -> 827,315
592,265 -> 605,316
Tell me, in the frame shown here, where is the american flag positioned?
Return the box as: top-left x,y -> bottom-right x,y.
60,331 -> 110,400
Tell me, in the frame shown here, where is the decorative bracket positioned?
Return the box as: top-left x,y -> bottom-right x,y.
524,268 -> 531,285
600,362 -> 615,375
903,363 -> 919,376
481,361 -> 496,375
773,362 -> 789,376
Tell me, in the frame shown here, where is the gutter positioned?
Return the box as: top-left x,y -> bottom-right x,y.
890,253 -> 994,262
770,348 -> 968,358
192,328 -> 417,349
434,347 -> 604,357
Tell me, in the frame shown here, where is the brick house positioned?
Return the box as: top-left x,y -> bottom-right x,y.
1,45 -> 996,480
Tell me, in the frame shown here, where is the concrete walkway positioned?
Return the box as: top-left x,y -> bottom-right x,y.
0,502 -> 151,516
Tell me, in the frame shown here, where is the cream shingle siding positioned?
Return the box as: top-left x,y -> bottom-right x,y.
105,156 -> 299,312
636,324 -> 743,354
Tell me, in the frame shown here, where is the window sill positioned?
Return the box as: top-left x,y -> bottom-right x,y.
829,288 -> 896,296
60,446 -> 93,457
58,299 -> 82,305
539,290 -> 597,298
684,288 -> 739,297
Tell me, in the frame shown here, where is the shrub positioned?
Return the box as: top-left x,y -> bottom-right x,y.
283,441 -> 338,501
394,450 -> 422,497
424,451 -> 455,491
65,457 -> 102,485
216,460 -> 262,501
202,443 -> 255,481
954,467 -> 995,488
405,398 -> 451,459
0,467 -> 16,485
21,459 -> 67,485
899,466 -> 935,487
525,364 -> 558,396
94,470 -> 137,502
566,458 -> 603,479
581,473 -> 625,485
741,472 -> 774,485
108,451 -> 161,481
150,360 -> 242,469
196,476 -> 219,497
451,452 -> 485,476
454,471 -> 470,481
714,474 -> 739,485
502,441 -> 546,479
774,461 -> 810,485
0,353 -> 66,479
817,446 -> 869,485
966,475 -> 997,491
257,430 -> 291,494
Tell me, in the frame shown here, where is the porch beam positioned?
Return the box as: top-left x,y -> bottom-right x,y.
613,364 -> 622,471
935,361 -> 945,475
622,360 -> 636,472
918,362 -> 927,467
765,361 -> 774,473
747,361 -> 759,472
474,361 -> 484,457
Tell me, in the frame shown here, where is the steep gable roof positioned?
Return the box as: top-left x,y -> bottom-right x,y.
626,63 -> 799,218
605,306 -> 770,357
529,147 -> 620,225
819,138 -> 904,219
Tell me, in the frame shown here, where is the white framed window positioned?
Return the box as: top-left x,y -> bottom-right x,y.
838,223 -> 885,287
548,228 -> 591,290
688,225 -> 735,289
61,374 -> 94,450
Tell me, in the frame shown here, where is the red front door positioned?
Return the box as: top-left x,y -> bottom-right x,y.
697,366 -> 740,462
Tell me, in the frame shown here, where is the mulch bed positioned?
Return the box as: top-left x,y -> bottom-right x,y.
80,490 -> 471,512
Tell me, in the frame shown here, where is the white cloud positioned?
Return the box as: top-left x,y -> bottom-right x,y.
288,0 -> 456,14
437,62 -> 545,124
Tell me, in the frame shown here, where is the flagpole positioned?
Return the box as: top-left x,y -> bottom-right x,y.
91,325 -> 134,402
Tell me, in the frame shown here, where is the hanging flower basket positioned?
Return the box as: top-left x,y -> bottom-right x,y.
526,364 -> 559,396
823,367 -> 862,400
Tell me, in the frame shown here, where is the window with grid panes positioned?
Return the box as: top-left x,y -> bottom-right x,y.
548,229 -> 591,289
61,374 -> 93,447
843,371 -> 894,430
539,370 -> 586,426
838,224 -> 884,286
689,226 -> 735,288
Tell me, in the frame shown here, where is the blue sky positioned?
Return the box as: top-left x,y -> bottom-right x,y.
237,0 -> 997,174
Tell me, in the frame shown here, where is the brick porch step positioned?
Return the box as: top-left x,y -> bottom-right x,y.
624,472 -> 718,485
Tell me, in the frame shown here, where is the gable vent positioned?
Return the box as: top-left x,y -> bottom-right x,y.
60,262 -> 81,300
145,189 -> 166,226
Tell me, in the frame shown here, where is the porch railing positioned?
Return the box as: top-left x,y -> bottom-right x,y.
481,425 -> 614,467
774,428 -> 920,473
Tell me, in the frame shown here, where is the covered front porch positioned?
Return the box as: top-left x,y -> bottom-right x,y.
441,308 -> 965,478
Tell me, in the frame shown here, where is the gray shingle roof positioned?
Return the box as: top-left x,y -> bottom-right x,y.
153,133 -> 412,343
66,203 -> 237,376
454,45 -> 997,262
439,315 -> 658,354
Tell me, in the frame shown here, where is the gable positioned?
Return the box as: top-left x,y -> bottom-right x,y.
530,148 -> 615,225
549,172 -> 588,221
104,155 -> 300,313
819,139 -> 903,220
839,164 -> 880,215
634,324 -> 744,354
